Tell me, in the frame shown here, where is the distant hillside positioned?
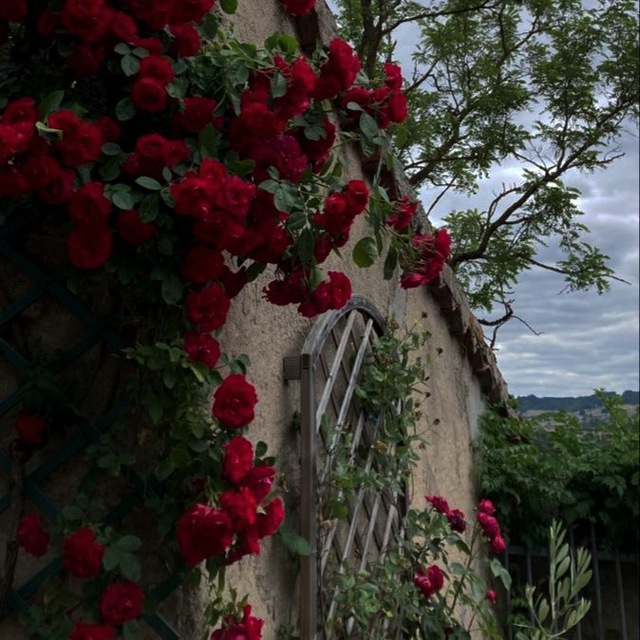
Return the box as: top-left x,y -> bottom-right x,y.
515,390 -> 639,413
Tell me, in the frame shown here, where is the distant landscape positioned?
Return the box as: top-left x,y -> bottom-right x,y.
515,390 -> 639,425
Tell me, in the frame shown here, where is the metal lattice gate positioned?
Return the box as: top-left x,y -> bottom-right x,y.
0,220 -> 180,637
285,296 -> 409,639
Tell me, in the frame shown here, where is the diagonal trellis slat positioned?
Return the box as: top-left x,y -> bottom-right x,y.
285,296 -> 409,639
0,226 -> 180,638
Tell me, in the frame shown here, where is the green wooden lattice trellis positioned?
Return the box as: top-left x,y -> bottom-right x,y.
0,219 -> 181,639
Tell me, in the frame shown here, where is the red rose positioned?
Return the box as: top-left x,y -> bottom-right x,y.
131,78 -> 168,113
36,166 -> 75,205
240,465 -> 275,503
446,508 -> 467,533
169,24 -> 202,58
68,182 -> 110,224
116,210 -> 157,245
171,0 -> 216,24
173,97 -> 221,134
278,0 -> 316,16
186,284 -> 231,332
182,245 -> 224,283
384,63 -> 403,91
414,564 -> 445,599
2,97 -> 38,129
177,503 -> 234,565
385,91 -> 408,124
486,589 -> 497,604
257,498 -> 285,538
477,499 -> 496,515
138,55 -> 175,84
477,512 -> 500,540
223,436 -> 254,484
386,196 -> 417,232
60,0 -> 109,42
36,10 -> 58,35
426,494 -> 450,514
100,581 -> 144,626
212,374 -> 258,429
123,0 -> 173,30
49,111 -> 103,167
67,222 -> 113,270
184,333 -> 221,369
14,410 -> 45,446
210,605 -> 264,640
18,513 -> 49,557
313,38 -> 361,101
220,487 -> 258,532
491,534 -> 506,554
63,527 -> 105,579
109,11 -> 138,43
70,622 -> 116,640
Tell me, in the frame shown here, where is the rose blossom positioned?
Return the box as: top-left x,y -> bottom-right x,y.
486,589 -> 497,604
257,498 -> 285,538
212,374 -> 258,429
184,333 -> 221,369
223,436 -> 254,484
278,0 -> 315,16
63,527 -> 105,579
210,604 -> 264,640
70,622 -> 116,640
414,564 -> 445,599
477,498 -> 496,515
185,284 -> 231,332
446,508 -> 467,533
177,503 -> 234,565
425,494 -> 450,514
18,513 -> 49,557
100,581 -> 144,626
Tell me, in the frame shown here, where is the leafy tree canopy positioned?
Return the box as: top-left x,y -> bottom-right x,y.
335,0 -> 639,331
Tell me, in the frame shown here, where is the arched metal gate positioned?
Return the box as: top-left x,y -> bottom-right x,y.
285,296 -> 409,639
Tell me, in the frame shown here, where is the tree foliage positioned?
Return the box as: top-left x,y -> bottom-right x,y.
474,392 -> 640,552
335,0 -> 639,325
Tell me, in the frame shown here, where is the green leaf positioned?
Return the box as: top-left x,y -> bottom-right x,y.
297,228 -> 316,266
117,536 -> 142,552
121,54 -> 140,77
155,460 -> 175,481
199,12 -> 218,39
359,112 -> 380,139
198,123 -> 219,159
135,176 -> 162,191
62,505 -> 85,521
139,194 -> 159,222
353,236 -> 378,268
101,142 -> 122,157
115,98 -> 136,122
161,275 -> 184,305
103,547 -> 121,572
271,72 -> 288,98
279,530 -> 311,556
383,246 -> 398,279
111,190 -> 135,211
114,43 -> 131,55
39,90 -> 65,118
220,0 -> 238,14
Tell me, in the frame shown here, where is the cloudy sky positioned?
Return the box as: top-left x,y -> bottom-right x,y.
423,136 -> 639,398
326,0 -> 638,398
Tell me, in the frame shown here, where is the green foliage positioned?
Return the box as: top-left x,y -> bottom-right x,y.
474,392 -> 640,551
514,521 -> 592,640
335,0 -> 639,323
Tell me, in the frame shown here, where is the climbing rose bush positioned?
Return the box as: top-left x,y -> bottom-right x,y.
0,0 -> 448,635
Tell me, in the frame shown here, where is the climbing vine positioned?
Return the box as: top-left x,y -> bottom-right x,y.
0,0 -> 450,638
